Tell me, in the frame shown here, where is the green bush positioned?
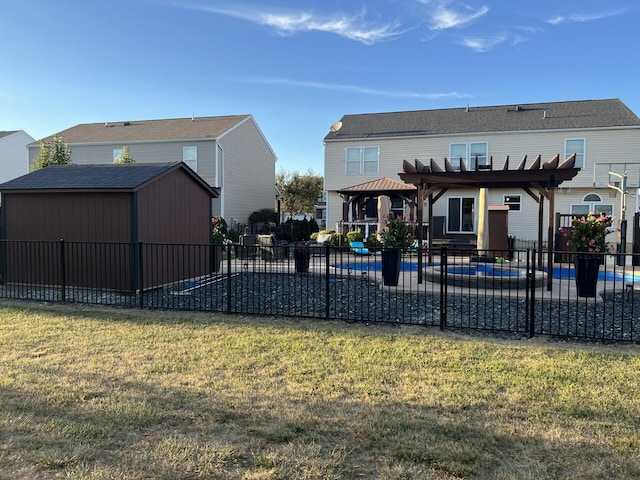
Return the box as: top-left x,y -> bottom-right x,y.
366,234 -> 383,251
346,231 -> 364,243
330,233 -> 347,246
249,208 -> 279,224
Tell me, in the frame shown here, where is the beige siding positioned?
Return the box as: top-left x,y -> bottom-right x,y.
27,118 -> 277,225
218,118 -> 277,224
325,126 -> 640,241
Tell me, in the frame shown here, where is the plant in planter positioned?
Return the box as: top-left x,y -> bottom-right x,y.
293,245 -> 311,273
211,216 -> 228,272
366,234 -> 383,252
559,212 -> 613,297
211,216 -> 228,244
346,231 -> 364,243
379,213 -> 416,286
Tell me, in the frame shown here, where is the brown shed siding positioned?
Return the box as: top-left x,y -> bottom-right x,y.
3,192 -> 132,242
137,169 -> 211,244
136,169 -> 213,289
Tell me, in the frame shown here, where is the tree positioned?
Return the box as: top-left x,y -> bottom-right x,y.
275,169 -> 323,218
31,135 -> 72,171
114,146 -> 134,164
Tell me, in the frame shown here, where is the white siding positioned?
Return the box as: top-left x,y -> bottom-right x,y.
0,131 -> 34,184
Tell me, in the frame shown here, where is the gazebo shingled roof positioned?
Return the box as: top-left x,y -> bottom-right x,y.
336,178 -> 418,230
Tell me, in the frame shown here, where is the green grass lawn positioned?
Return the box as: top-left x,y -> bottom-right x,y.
1,302 -> 639,479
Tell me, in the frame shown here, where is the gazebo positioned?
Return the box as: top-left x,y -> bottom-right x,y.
398,154 -> 580,287
336,177 -> 418,238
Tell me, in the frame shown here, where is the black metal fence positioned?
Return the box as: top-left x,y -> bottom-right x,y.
1,239 -> 639,343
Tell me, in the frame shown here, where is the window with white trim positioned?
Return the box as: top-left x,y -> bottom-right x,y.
565,138 -> 585,168
570,193 -> 612,216
113,148 -> 122,164
183,146 -> 197,171
503,194 -> 521,211
448,197 -> 475,233
345,147 -> 379,175
449,142 -> 488,170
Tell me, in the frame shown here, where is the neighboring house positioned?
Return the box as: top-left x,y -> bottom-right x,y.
0,130 -> 34,186
27,115 -> 277,224
324,99 -> 640,243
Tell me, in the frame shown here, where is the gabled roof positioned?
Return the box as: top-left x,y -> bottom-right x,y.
0,131 -> 19,139
0,162 -> 219,197
31,115 -> 252,145
324,99 -> 640,141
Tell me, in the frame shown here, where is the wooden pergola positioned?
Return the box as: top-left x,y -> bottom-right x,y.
398,154 -> 580,288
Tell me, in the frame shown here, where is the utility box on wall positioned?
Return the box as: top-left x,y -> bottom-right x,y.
488,206 -> 509,256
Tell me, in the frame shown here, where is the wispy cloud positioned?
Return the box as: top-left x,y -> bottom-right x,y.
427,2 -> 489,30
239,77 -> 469,100
461,35 -> 506,52
547,9 -> 626,25
180,3 -> 404,45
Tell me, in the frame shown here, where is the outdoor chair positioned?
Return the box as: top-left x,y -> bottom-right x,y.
257,234 -> 289,261
349,241 -> 370,255
237,234 -> 259,259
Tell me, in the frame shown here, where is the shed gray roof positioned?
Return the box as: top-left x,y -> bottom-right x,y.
0,162 -> 218,197
31,115 -> 251,145
324,99 -> 640,141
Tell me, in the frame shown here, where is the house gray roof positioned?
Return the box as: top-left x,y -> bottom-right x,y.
0,162 -> 218,197
324,99 -> 640,141
0,131 -> 19,139
31,115 -> 251,145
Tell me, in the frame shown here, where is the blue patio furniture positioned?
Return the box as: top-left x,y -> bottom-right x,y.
349,241 -> 370,255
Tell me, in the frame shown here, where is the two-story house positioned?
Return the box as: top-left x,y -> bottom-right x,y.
0,130 -> 34,186
324,99 -> 640,244
27,115 -> 277,225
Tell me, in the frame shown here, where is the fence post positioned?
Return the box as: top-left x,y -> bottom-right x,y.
226,244 -> 232,314
138,241 -> 144,309
528,248 -> 536,338
60,239 -> 66,303
439,247 -> 447,330
325,243 -> 330,319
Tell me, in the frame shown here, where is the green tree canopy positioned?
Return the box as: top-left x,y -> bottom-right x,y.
114,146 -> 134,164
31,135 -> 72,171
276,169 -> 323,218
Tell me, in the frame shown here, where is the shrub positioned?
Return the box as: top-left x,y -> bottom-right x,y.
366,234 -> 383,251
346,231 -> 364,243
249,208 -> 279,225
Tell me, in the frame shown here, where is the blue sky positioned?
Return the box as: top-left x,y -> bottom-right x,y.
1,0 -> 638,174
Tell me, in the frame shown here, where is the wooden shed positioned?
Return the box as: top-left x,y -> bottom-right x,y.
0,162 -> 219,291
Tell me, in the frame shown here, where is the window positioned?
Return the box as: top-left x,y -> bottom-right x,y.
503,194 -> 521,211
113,148 -> 122,163
565,138 -> 585,168
448,197 -> 475,232
345,147 -> 379,175
449,142 -> 488,170
183,146 -> 197,171
570,193 -> 612,216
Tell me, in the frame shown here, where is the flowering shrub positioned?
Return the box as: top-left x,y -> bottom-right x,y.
379,213 -> 416,251
211,216 -> 228,244
559,212 -> 613,254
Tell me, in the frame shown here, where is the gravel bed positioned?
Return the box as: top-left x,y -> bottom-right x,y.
2,272 -> 639,343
